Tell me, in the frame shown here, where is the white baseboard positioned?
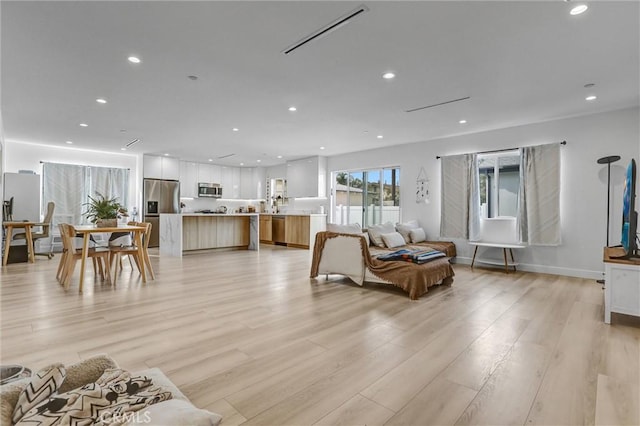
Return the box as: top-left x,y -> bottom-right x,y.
452,257 -> 603,280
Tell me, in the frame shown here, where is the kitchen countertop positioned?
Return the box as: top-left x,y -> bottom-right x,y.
163,213 -> 259,217
259,213 -> 327,217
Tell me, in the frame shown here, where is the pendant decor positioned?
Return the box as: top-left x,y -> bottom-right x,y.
416,166 -> 430,204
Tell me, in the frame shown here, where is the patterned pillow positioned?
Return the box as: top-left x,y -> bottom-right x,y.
12,363 -> 66,423
16,369 -> 172,426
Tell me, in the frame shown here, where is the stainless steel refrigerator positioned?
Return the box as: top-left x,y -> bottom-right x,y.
143,179 -> 180,247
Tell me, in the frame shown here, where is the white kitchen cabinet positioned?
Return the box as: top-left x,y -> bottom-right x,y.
287,156 -> 327,198
197,164 -> 213,183
221,166 -> 240,199
240,168 -> 253,199
179,161 -> 198,198
143,155 -> 179,180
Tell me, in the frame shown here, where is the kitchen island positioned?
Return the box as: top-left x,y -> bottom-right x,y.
159,213 -> 259,257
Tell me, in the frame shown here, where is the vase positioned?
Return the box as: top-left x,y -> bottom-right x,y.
96,218 -> 117,228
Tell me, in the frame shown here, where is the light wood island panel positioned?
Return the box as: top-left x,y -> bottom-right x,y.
160,213 -> 258,256
183,216 -> 250,250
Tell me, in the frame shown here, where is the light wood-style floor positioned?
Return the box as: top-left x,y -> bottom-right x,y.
2,245 -> 639,425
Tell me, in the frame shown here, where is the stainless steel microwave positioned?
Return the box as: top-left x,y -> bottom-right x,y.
198,183 -> 222,198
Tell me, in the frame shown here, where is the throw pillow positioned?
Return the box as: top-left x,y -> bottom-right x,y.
12,363 -> 66,424
410,227 -> 427,243
123,399 -> 222,426
326,223 -> 362,234
395,220 -> 420,243
381,232 -> 407,248
367,222 -> 395,247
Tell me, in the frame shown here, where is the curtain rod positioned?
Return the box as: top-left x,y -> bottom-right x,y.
39,161 -> 130,170
436,140 -> 566,159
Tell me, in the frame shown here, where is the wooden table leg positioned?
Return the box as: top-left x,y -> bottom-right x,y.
471,246 -> 478,269
2,225 -> 13,266
25,224 -> 35,263
79,233 -> 90,292
135,230 -> 146,283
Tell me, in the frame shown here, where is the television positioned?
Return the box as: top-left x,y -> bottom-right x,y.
620,158 -> 638,258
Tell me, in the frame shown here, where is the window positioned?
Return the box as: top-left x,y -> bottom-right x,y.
478,151 -> 520,218
332,167 -> 400,227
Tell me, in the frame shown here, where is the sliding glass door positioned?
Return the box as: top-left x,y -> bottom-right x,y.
332,167 -> 400,227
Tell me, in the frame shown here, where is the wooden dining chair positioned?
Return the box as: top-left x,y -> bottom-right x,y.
109,221 -> 155,284
57,223 -> 111,290
14,201 -> 56,259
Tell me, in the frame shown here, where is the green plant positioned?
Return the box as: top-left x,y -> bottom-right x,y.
83,192 -> 128,223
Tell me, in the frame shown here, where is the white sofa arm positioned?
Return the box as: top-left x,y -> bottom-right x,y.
316,234 -> 367,285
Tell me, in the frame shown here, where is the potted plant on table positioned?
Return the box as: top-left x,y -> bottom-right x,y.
83,192 -> 128,227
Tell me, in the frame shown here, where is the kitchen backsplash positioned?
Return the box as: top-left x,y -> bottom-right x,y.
180,197 -> 328,214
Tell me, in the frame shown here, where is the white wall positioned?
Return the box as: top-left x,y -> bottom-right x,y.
328,107 -> 640,279
4,141 -> 141,212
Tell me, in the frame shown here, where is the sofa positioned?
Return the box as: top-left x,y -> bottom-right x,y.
310,221 -> 456,300
0,355 -> 222,426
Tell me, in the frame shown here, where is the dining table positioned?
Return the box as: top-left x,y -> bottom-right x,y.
2,221 -> 37,266
73,223 -> 147,292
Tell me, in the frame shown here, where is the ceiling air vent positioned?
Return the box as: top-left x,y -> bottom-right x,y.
217,153 -> 235,159
406,96 -> 471,113
282,4 -> 369,55
125,138 -> 140,148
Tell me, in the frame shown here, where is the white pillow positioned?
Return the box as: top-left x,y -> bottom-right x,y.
381,232 -> 407,248
326,223 -> 362,234
395,220 -> 420,243
410,227 -> 427,243
124,399 -> 222,426
367,222 -> 396,247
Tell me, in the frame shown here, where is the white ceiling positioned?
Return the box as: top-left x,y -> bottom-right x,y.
2,1 -> 639,167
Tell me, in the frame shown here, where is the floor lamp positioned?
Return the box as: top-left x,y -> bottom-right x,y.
597,155 -> 621,284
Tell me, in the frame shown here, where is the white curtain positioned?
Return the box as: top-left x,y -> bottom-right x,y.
440,153 -> 479,239
43,162 -> 129,226
517,143 -> 561,245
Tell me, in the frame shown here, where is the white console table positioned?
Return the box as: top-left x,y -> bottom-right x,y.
603,247 -> 640,324
470,242 -> 527,273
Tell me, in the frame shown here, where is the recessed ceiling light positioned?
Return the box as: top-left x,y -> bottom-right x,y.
257,159 -> 261,163
128,56 -> 141,64
382,72 -> 395,79
277,155 -> 283,159
164,153 -> 169,156
586,95 -> 597,101
121,147 -> 127,151
96,98 -> 107,104
288,106 -> 297,112
79,123 -> 88,127
232,128 -> 239,132
377,135 -> 383,139
459,119 -> 467,124
65,140 -> 73,144
240,162 -> 244,166
320,146 -> 325,150
570,4 -> 588,15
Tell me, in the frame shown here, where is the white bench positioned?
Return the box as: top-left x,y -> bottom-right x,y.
469,241 -> 527,273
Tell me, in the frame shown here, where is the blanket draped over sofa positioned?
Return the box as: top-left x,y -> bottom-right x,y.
310,232 -> 454,300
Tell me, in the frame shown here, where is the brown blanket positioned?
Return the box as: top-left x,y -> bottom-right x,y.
311,232 -> 454,300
